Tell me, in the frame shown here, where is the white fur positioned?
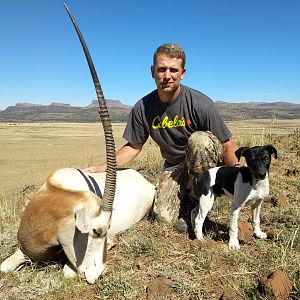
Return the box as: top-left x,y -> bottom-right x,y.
1,168 -> 155,283
193,168 -> 269,250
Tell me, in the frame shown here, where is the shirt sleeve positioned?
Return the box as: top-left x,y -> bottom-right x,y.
123,101 -> 149,146
198,100 -> 232,143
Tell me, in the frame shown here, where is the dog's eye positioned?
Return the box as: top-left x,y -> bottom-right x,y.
264,156 -> 269,161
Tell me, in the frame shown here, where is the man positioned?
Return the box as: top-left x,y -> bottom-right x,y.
86,43 -> 240,232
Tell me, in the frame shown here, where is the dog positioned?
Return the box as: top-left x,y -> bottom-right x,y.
190,144 -> 277,249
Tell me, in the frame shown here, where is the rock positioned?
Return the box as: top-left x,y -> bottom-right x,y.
107,235 -> 118,251
189,239 -> 224,250
238,220 -> 253,244
219,286 -> 243,300
258,270 -> 292,300
146,277 -> 173,299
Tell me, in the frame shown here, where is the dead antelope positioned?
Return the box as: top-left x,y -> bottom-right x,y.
0,4 -> 155,283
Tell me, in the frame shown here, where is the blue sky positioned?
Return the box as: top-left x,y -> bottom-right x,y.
0,0 -> 299,110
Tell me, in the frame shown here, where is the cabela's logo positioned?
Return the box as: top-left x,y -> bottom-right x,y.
152,115 -> 191,129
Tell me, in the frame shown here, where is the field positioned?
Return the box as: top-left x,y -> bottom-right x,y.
0,119 -> 299,299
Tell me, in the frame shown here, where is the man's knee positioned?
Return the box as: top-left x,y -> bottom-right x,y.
151,170 -> 181,224
185,131 -> 223,201
185,131 -> 223,172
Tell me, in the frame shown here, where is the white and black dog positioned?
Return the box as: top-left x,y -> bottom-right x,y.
190,145 -> 277,250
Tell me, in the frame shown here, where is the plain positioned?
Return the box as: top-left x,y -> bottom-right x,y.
0,119 -> 299,299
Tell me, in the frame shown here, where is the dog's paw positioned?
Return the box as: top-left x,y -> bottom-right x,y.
194,230 -> 204,241
254,231 -> 267,239
229,239 -> 240,250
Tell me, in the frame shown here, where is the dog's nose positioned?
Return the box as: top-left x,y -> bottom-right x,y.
257,173 -> 266,179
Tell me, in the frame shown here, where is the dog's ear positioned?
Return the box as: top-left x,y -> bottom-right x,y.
235,147 -> 250,161
196,171 -> 210,196
264,145 -> 278,159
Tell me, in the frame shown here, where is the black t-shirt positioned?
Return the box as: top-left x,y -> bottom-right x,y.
123,85 -> 232,169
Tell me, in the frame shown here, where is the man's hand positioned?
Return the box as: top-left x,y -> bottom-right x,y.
83,142 -> 142,173
83,163 -> 106,173
222,139 -> 240,167
233,163 -> 247,168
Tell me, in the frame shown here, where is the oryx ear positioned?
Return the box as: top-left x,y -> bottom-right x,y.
264,144 -> 278,159
75,208 -> 92,233
235,147 -> 250,161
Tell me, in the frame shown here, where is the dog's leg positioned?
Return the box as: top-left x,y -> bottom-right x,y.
194,194 -> 214,240
191,204 -> 199,230
251,199 -> 267,239
229,204 -> 241,250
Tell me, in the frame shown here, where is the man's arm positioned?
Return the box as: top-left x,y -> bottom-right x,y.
84,142 -> 142,172
221,139 -> 240,167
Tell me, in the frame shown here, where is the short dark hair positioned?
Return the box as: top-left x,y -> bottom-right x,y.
153,43 -> 186,69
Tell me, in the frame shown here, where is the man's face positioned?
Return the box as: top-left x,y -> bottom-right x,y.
151,54 -> 186,97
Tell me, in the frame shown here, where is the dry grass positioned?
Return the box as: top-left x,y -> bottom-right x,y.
0,119 -> 299,299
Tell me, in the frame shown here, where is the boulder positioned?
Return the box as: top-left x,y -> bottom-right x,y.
258,270 -> 292,300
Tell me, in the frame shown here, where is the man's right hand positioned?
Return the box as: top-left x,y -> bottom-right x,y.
83,163 -> 107,173
83,142 -> 142,173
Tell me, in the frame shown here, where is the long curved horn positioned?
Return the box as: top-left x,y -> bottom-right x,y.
64,3 -> 116,211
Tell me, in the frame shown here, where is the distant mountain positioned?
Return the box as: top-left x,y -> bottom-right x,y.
215,101 -> 300,120
0,100 -> 299,122
0,100 -> 132,122
85,99 -> 131,109
15,103 -> 42,107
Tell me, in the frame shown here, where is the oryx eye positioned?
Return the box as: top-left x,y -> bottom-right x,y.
93,229 -> 102,237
